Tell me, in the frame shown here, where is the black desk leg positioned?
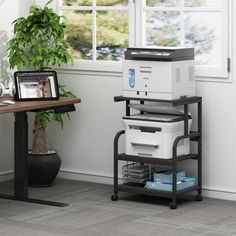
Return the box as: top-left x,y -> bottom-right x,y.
14,112 -> 28,199
0,111 -> 68,207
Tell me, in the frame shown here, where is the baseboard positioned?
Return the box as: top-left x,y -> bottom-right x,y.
203,188 -> 236,201
58,169 -> 236,201
58,169 -> 114,185
0,171 -> 14,182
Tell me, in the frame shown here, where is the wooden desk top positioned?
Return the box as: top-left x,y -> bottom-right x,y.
0,97 -> 81,114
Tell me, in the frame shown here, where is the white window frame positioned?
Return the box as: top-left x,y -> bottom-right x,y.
40,0 -> 231,80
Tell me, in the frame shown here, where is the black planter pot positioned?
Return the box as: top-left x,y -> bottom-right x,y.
28,150 -> 61,187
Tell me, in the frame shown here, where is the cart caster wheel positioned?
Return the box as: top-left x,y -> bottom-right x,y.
195,195 -> 203,201
111,195 -> 118,201
170,202 -> 177,210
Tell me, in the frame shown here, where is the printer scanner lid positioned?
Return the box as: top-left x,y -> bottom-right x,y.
123,113 -> 192,123
124,47 -> 194,61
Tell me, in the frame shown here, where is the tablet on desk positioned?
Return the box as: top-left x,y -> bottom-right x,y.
14,71 -> 60,101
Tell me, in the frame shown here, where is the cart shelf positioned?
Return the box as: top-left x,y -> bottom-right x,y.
114,95 -> 202,106
116,153 -> 199,166
117,184 -> 200,198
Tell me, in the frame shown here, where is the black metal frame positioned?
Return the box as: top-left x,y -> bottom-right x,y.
0,109 -> 76,207
111,96 -> 202,209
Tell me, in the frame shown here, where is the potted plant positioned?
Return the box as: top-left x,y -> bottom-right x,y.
7,0 -> 75,186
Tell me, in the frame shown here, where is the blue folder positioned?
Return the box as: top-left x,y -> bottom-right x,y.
145,177 -> 197,192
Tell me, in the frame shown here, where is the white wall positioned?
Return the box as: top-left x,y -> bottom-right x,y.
0,0 -> 19,180
35,0 -> 57,8
0,0 -> 34,180
48,72 -> 125,183
196,81 -> 236,199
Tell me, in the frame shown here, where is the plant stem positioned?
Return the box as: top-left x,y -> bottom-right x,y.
31,118 -> 48,154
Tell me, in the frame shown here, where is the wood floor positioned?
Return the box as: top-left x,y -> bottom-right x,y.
0,179 -> 235,235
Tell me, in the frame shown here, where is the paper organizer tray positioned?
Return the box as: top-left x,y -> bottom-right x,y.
122,162 -> 158,184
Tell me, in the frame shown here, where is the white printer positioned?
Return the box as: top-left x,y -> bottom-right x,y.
123,113 -> 192,159
123,47 -> 195,100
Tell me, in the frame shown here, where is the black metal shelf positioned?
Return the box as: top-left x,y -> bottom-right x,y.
117,184 -> 200,198
116,153 -> 199,166
111,96 -> 202,209
114,95 -> 202,106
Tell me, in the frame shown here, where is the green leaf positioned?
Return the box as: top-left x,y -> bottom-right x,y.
7,0 -> 73,70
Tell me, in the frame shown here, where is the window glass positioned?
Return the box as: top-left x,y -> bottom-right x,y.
184,12 -> 222,66
184,0 -> 222,8
63,10 -> 93,60
146,0 -> 181,7
146,0 -> 222,8
62,0 -> 92,6
96,11 -> 129,61
96,0 -> 128,6
146,11 -> 181,46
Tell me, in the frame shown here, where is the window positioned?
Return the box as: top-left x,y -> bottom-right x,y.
58,0 -> 130,62
58,0 -> 230,79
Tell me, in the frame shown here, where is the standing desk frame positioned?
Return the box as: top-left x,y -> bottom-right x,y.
0,97 -> 81,207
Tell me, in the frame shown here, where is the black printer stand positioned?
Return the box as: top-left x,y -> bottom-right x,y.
111,96 -> 202,209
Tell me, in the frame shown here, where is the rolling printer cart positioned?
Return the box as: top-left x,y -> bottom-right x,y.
111,96 -> 202,209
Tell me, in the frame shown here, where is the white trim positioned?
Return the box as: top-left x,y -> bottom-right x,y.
56,69 -> 121,78
203,188 -> 236,201
196,76 -> 232,83
140,0 -> 146,47
180,4 -> 185,47
0,171 -> 14,182
228,0 -> 234,83
92,0 -> 96,61
56,0 -> 59,13
55,60 -> 122,72
128,0 -> 135,47
58,169 -> 113,185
